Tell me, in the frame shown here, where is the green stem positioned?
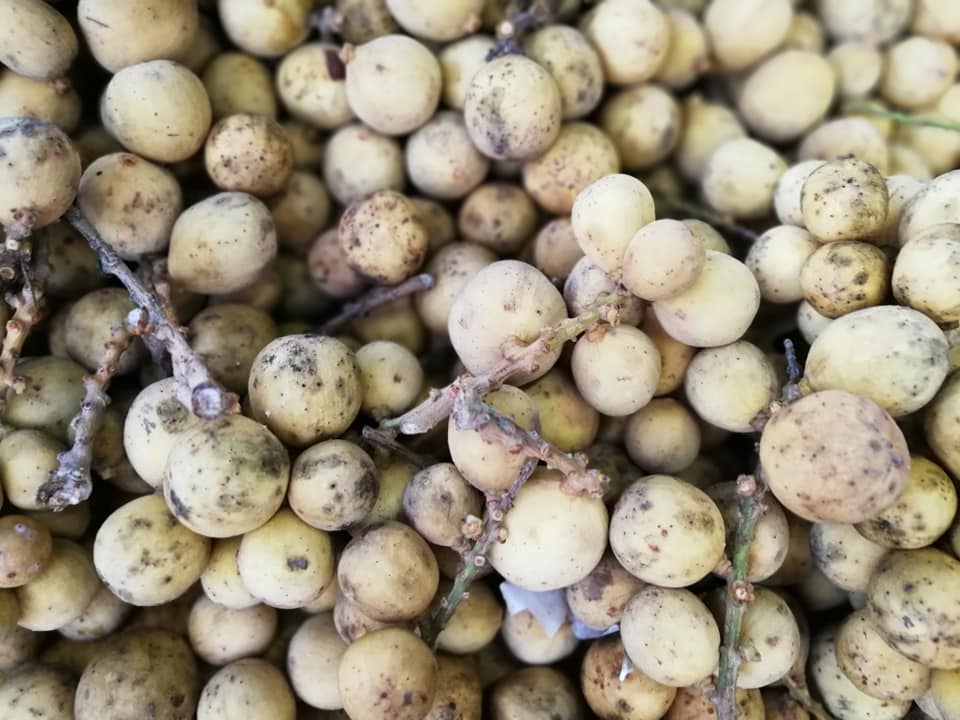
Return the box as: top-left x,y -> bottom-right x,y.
419,457 -> 538,647
848,101 -> 960,133
712,474 -> 767,720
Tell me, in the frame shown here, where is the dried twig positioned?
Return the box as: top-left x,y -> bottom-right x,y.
420,456 -> 538,647
64,206 -> 237,419
712,339 -> 804,720
453,394 -> 607,497
0,241 -> 47,410
488,0 -> 556,58
654,193 -> 760,244
848,101 -> 960,133
0,274 -> 44,409
361,426 -> 435,469
785,673 -> 836,720
381,290 -> 630,436
36,330 -> 131,509
316,272 -> 434,336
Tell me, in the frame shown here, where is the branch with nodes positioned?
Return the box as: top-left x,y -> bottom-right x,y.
0,236 -> 48,411
380,290 -> 630,436
316,272 -> 435,336
64,206 -> 238,419
452,392 -> 606,497
36,329 -> 131,509
361,426 -> 435,469
711,339 -> 805,720
420,456 -> 538,647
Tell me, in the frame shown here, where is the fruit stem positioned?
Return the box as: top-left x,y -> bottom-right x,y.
315,272 -> 435,336
36,329 -> 131,509
489,0 -> 560,58
847,101 -> 960,133
64,206 -> 238,420
361,426 -> 434,469
712,339 -> 804,720
653,193 -> 760,244
453,393 -> 607,497
420,456 -> 538,648
711,471 -> 767,720
784,673 -> 836,720
0,239 -> 46,412
380,290 -> 630,436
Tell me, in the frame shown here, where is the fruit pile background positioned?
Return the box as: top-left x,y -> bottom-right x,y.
2,1 -> 960,719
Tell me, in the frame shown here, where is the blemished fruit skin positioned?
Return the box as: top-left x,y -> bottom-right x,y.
9,2 -> 960,717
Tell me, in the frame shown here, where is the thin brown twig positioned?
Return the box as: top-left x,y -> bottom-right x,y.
361,426 -> 435,469
316,272 -> 435,336
420,456 -> 538,648
36,329 -> 131,509
654,193 -> 760,244
711,339 -> 804,720
488,0 -> 555,58
0,248 -> 46,411
380,290 -> 630,436
453,395 -> 607,497
64,206 -> 238,419
785,673 -> 836,720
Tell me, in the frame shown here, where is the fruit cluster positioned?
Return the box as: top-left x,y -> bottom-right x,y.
2,1 -> 960,720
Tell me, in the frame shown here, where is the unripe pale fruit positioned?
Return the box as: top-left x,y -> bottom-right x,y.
464,54 -> 562,161
0,117 -> 80,235
702,137 -> 786,220
163,414 -> 290,538
79,0 -> 198,72
571,173 -> 655,277
386,0 -> 482,42
197,658 -> 295,720
600,84 -> 682,171
94,494 -> 210,607
610,474 -> 725,587
805,305 -> 949,417
653,251 -> 761,348
0,0 -> 78,80
345,34 -> 441,136
77,153 -> 182,260
338,628 -> 438,720
101,60 -> 211,163
237,509 -> 335,609
524,25 -> 604,120
339,190 -> 429,285
801,157 -> 888,242
760,390 -> 910,523
203,52 -> 277,120
276,43 -> 351,129
338,521 -> 438,622
570,325 -> 661,417
168,192 -> 276,295
523,121 -> 621,215
204,113 -> 294,197
704,0 -> 793,71
248,335 -> 362,447
489,469 -> 608,591
622,219 -> 705,301
218,0 -> 313,57
448,260 -> 567,385
580,0 -> 670,84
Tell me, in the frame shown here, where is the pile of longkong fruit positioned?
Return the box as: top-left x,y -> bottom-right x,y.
7,1 -> 960,719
